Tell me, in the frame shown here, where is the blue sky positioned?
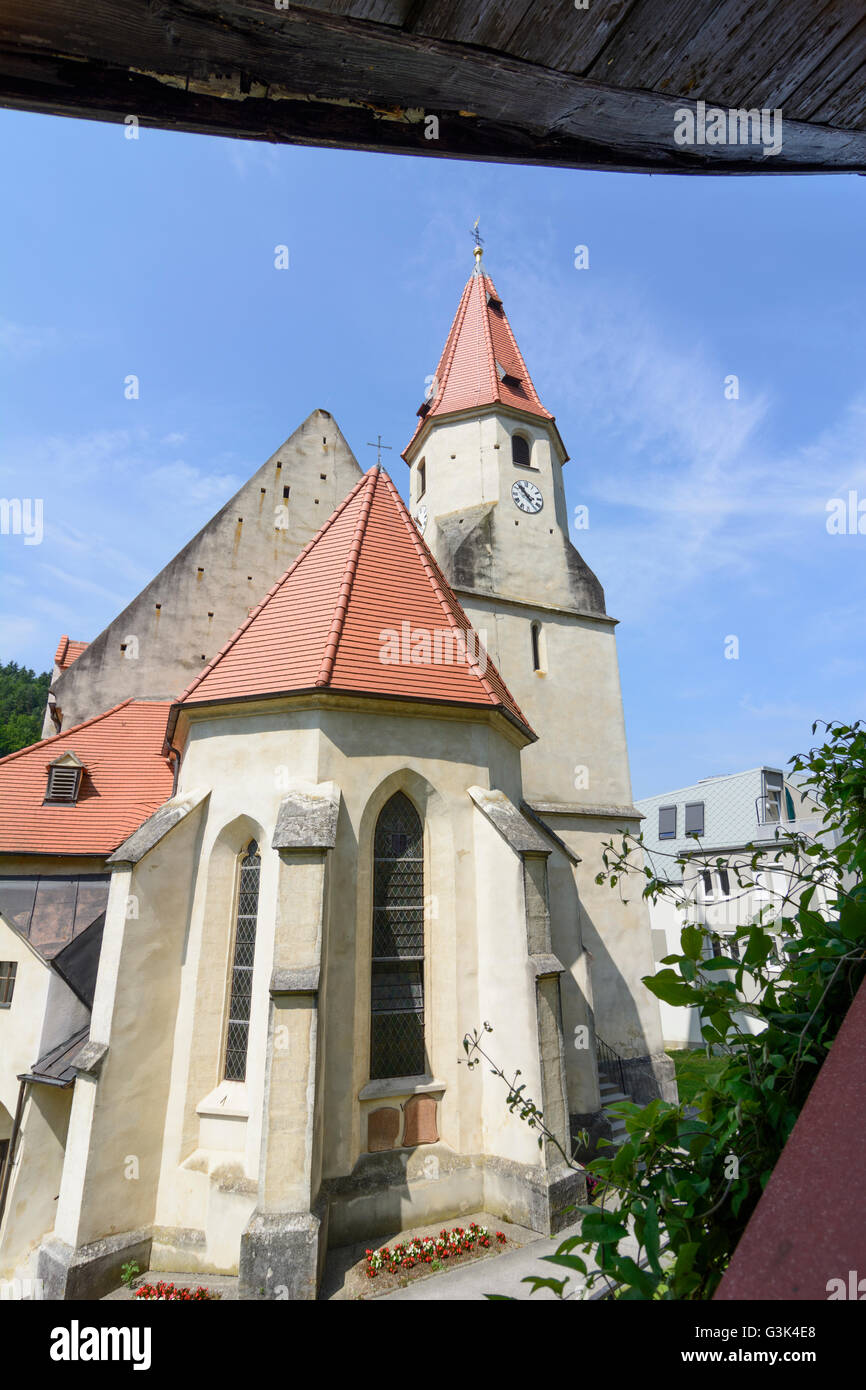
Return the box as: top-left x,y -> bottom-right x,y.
1,110 -> 864,798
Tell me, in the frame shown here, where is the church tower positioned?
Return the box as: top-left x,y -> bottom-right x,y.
404,246 -> 674,1092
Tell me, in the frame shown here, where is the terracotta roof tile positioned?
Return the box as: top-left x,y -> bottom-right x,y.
0,701 -> 174,856
178,467 -> 533,737
404,267 -> 554,456
54,635 -> 89,671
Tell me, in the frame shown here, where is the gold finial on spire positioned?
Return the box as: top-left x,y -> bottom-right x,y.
472,218 -> 484,271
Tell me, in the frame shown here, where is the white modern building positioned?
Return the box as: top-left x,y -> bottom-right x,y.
635,767 -> 835,1048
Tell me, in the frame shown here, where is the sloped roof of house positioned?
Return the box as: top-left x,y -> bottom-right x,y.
54,635 -> 89,671
403,260 -> 559,458
175,466 -> 533,739
0,700 -> 174,855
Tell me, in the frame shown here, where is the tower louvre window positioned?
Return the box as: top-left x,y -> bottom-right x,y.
223,840 -> 261,1083
370,793 -> 425,1081
512,434 -> 531,468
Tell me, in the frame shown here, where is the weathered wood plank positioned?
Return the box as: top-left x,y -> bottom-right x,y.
0,0 -> 863,170
300,1 -> 412,25
781,19 -> 866,122
501,0 -> 639,77
645,0 -> 863,112
405,0 -> 532,49
583,0 -> 744,91
736,3 -> 864,111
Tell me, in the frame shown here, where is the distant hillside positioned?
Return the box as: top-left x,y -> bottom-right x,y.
0,660 -> 50,755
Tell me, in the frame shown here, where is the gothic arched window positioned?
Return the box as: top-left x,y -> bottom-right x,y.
223,840 -> 261,1082
370,793 -> 425,1080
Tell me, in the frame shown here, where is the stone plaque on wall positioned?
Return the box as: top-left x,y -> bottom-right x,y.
367,1106 -> 402,1152
402,1094 -> 439,1147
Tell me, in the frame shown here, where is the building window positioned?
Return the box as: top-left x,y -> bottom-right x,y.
784,788 -> 796,821
685,802 -> 705,837
0,961 -> 17,1006
511,434 -> 531,468
223,841 -> 261,1082
45,760 -> 83,803
718,868 -> 730,896
761,771 -> 784,823
658,806 -> 677,839
701,870 -> 714,898
370,792 -> 425,1080
531,621 -> 544,673
417,458 -> 426,499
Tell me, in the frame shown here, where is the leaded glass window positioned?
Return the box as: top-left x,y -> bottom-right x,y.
223,840 -> 260,1082
370,793 -> 425,1080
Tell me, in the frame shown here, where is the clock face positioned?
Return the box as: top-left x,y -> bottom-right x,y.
511,479 -> 543,514
414,504 -> 428,535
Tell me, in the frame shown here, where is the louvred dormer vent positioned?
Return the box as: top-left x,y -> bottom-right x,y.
45,752 -> 84,803
495,359 -> 521,387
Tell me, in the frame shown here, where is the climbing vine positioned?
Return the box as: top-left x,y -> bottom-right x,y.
464,720 -> 866,1299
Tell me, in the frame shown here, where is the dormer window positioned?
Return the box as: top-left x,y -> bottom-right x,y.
45,752 -> 84,803
495,360 -> 520,388
486,291 -> 503,311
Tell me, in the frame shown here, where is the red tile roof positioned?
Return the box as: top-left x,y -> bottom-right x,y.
177,467 -> 533,737
0,701 -> 174,856
54,635 -> 89,671
404,265 -> 555,457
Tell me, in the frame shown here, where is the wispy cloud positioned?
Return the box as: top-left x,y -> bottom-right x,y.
0,318 -> 59,360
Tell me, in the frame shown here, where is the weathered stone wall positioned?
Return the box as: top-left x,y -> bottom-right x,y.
44,411 -> 362,732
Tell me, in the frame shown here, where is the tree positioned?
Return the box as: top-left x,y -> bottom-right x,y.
0,660 -> 51,755
464,720 -> 866,1299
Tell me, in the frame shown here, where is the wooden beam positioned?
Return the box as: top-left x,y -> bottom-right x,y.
0,1 -> 863,173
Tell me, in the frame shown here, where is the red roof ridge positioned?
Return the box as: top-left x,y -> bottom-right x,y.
478,274 -> 498,404
316,466 -> 379,688
0,698 -> 139,768
377,470 -> 533,729
176,469 -> 373,706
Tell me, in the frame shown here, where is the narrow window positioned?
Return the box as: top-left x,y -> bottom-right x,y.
784,787 -> 796,821
701,869 -> 714,898
223,841 -> 261,1082
685,802 -> 705,837
658,806 -> 677,839
0,961 -> 17,1006
417,458 -> 426,499
512,434 -> 531,468
718,868 -> 730,896
531,621 -> 543,673
370,793 -> 425,1080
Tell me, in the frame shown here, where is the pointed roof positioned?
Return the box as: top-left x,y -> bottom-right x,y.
175,467 -> 533,739
404,259 -> 558,458
0,700 -> 174,855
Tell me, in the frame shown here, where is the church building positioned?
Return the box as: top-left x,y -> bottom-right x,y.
0,248 -> 674,1299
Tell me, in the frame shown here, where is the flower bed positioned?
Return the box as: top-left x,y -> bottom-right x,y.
365,1222 -> 506,1279
133,1280 -> 220,1301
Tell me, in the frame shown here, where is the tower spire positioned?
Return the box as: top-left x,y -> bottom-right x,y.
403,253 -> 561,460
